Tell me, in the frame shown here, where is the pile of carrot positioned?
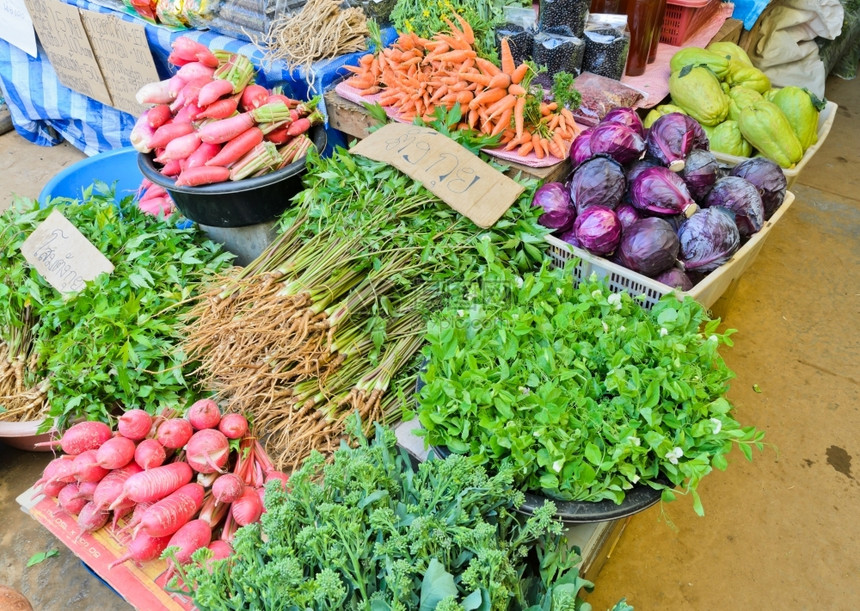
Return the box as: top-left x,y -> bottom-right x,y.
33,402 -> 286,576
131,36 -> 322,187
343,14 -> 580,159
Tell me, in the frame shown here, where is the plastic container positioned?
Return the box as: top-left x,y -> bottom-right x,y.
0,419 -> 52,451
648,0 -> 667,62
711,101 -> 837,189
38,147 -> 143,206
659,0 -> 722,46
624,0 -> 660,76
138,126 -> 326,228
545,191 -> 796,310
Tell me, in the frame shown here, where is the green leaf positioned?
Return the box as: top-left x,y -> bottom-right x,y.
739,443 -> 753,461
420,558 -> 458,611
752,384 -> 762,393
462,590 -> 483,611
584,443 -> 601,465
691,489 -> 704,516
27,548 -> 58,567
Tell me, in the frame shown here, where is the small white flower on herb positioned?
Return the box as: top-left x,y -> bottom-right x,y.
518,386 -> 531,396
628,436 -> 640,446
602,321 -> 609,333
630,474 -> 640,484
618,326 -> 626,332
515,276 -> 524,288
660,327 -> 668,337
589,272 -> 598,282
457,309 -> 465,317
709,335 -> 719,343
607,293 -> 622,310
533,431 -> 541,438
552,459 -> 564,473
710,418 -> 722,434
665,447 -> 683,465
556,287 -> 563,296
592,289 -> 602,298
480,234 -> 491,242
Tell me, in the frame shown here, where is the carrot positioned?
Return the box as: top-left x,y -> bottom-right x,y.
491,108 -> 513,136
459,72 -> 492,87
431,49 -> 475,64
470,88 -> 507,110
137,483 -> 205,538
175,165 -> 231,187
475,58 -> 501,76
508,83 -> 526,97
488,72 -> 512,90
518,140 -> 534,156
345,75 -> 377,90
532,133 -> 545,159
511,63 -> 529,85
514,96 -> 526,139
485,94 -> 517,121
499,38 -> 515,76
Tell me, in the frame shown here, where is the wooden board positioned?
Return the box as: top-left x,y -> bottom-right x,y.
325,90 -> 571,185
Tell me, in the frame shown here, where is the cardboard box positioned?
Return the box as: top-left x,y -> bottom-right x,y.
17,486 -> 195,611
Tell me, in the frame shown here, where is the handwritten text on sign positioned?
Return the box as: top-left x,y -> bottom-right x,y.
20,209 -> 114,295
351,124 -> 523,228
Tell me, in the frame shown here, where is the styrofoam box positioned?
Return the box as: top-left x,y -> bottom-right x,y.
546,191 -> 796,310
712,100 -> 837,188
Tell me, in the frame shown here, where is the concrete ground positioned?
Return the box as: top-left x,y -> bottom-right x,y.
0,73 -> 858,610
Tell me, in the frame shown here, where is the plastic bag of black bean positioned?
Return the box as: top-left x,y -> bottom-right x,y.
538,0 -> 590,38
496,23 -> 536,65
582,14 -> 629,81
533,28 -> 586,80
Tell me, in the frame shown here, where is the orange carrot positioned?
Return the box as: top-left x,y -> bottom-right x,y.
518,140 -> 534,156
485,94 -> 516,120
499,38 -> 515,76
470,88 -> 507,110
491,107 -> 513,136
514,96 -> 526,139
475,58 -> 501,76
507,83 -> 526,97
487,72 -> 512,90
511,63 -> 529,85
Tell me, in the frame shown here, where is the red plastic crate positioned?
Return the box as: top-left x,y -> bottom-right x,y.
660,0 -> 723,45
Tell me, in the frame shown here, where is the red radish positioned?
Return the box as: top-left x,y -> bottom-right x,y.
110,500 -> 136,531
176,61 -> 215,82
174,165 -> 230,187
93,463 -> 144,512
139,196 -> 174,218
286,118 -> 311,137
138,483 -> 205,537
96,436 -> 137,470
75,501 -> 110,541
185,429 -> 230,474
158,131 -> 202,163
212,473 -> 245,504
231,487 -> 263,526
172,37 -> 214,64
147,104 -> 172,130
160,160 -> 183,177
205,540 -> 232,569
75,480 -> 99,501
58,483 -> 88,515
35,421 -> 112,455
117,410 -> 153,441
187,399 -> 221,430
136,79 -> 175,105
45,456 -> 79,485
185,142 -> 221,169
73,450 -> 110,483
109,530 -> 172,569
112,462 -> 193,510
171,76 -> 212,113
148,121 -> 194,150
196,96 -> 239,120
198,112 -> 254,144
264,470 -> 289,490
195,48 -> 219,69
139,183 -> 168,201
198,493 -> 230,527
168,74 -> 187,99
240,84 -> 269,111
206,127 -> 263,168
135,439 -> 167,470
173,102 -> 203,125
198,79 -> 235,107
156,418 -> 193,449
218,413 -> 248,439
131,115 -> 155,153
166,519 -> 212,565
42,480 -> 67,498
266,93 -> 293,107
120,501 -> 153,535
36,456 -> 74,488
257,487 -> 267,513
167,50 -> 192,67
265,125 -> 290,145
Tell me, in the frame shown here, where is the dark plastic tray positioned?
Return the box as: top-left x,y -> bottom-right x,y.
137,126 -> 326,228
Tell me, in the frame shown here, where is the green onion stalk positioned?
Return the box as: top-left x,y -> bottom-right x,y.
183,146 -> 547,470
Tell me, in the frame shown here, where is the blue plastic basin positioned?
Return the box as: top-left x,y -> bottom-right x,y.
39,147 -> 143,205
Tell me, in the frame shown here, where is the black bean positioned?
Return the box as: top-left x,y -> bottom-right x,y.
495,23 -> 535,65
538,0 -> 590,38
582,27 -> 630,80
533,30 -> 585,80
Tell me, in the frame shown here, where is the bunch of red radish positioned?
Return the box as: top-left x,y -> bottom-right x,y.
131,36 -> 323,187
33,400 -> 288,576
136,179 -> 175,218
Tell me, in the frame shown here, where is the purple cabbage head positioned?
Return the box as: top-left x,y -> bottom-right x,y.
704,176 -> 765,238
654,267 -> 694,291
678,207 -> 741,272
532,181 -> 576,231
589,123 -> 646,165
729,157 -> 787,219
573,206 -> 622,256
681,148 -> 720,201
602,107 -> 646,138
630,166 -> 699,217
645,113 -> 709,171
617,217 -> 680,277
556,226 -> 582,248
568,155 -> 627,214
623,157 -> 661,203
615,203 -> 641,230
570,127 -> 595,166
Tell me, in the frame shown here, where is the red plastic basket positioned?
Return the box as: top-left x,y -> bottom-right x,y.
660,0 -> 723,46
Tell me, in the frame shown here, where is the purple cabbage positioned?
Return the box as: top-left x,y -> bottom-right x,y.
568,155 -> 626,214
729,157 -> 787,220
645,113 -> 709,171
623,157 -> 661,203
556,227 -> 582,249
681,148 -> 720,202
570,127 -> 595,166
589,123 -> 646,165
678,208 -> 740,272
630,166 -> 699,217
602,107 -> 646,138
617,217 -> 680,277
704,176 -> 765,238
573,206 -> 622,256
532,181 -> 576,231
654,267 -> 694,291
615,203 -> 641,230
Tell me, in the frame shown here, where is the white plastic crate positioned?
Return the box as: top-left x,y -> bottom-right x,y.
712,101 -> 837,188
546,191 -> 796,310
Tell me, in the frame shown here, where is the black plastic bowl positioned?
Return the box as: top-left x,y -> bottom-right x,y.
137,126 -> 326,228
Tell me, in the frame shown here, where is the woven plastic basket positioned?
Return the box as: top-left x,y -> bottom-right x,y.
660,0 -> 723,46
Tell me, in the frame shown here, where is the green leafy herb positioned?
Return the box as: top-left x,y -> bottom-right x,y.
412,103 -> 502,154
26,548 -> 59,567
417,262 -> 765,513
551,71 -> 582,111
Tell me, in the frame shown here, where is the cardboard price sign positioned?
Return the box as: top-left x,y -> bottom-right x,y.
20,209 -> 114,295
80,10 -> 160,116
350,123 -> 524,228
22,0 -> 112,106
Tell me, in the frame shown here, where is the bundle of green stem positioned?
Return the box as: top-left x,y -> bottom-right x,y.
184,147 -> 546,470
